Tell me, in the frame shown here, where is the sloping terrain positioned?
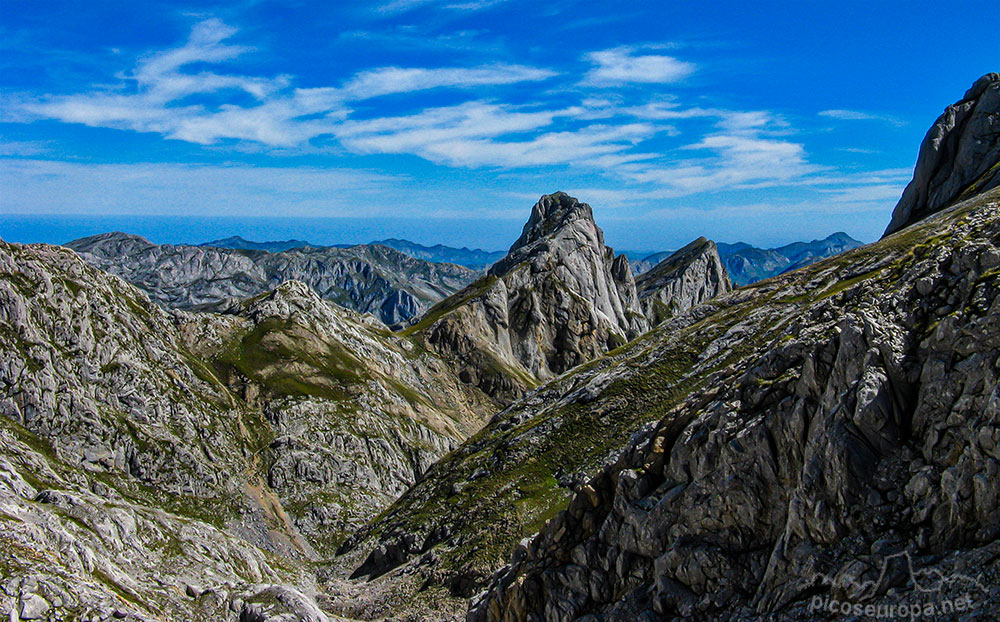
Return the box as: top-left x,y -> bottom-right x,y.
198,281 -> 495,555
470,185 -> 1000,622
67,233 -> 478,325
0,239 -> 321,620
343,186 -> 1000,622
0,239 -> 495,620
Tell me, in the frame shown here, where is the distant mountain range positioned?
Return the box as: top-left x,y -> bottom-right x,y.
631,232 -> 864,285
371,238 -> 506,270
201,235 -> 505,270
199,235 -> 337,253
69,232 -> 479,325
202,233 -> 864,285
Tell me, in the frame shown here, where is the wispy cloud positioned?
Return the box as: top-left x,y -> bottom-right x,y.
0,139 -> 51,156
581,46 -> 696,86
341,65 -> 556,99
609,111 -> 820,196
7,16 -> 903,215
20,19 -> 554,147
334,101 -> 658,168
819,109 -> 906,127
375,0 -> 510,15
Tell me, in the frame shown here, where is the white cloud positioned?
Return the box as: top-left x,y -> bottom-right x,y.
817,183 -> 904,203
376,0 -> 509,15
334,101 -> 656,168
582,46 -> 695,86
819,109 -> 906,127
609,107 -> 820,197
341,65 -> 556,100
0,139 -> 51,156
20,19 -> 555,147
10,17 -> 896,210
336,101 -> 561,152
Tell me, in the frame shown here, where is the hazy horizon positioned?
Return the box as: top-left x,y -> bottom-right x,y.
0,209 -> 866,255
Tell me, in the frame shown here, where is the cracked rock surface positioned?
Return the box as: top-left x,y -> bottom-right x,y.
885,73 -> 1000,236
470,187 -> 1000,621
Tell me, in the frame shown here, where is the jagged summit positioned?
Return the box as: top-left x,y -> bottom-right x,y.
635,236 -> 730,325
884,72 -> 1000,236
509,192 -> 595,250
398,192 -> 646,400
490,192 -> 604,276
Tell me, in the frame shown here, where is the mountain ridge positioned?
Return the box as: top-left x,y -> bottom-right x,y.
66,232 -> 479,325
631,232 -> 863,285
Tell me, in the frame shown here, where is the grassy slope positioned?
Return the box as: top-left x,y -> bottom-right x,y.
341,188 -> 1000,606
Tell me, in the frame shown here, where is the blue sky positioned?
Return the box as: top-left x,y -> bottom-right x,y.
1,1 -> 997,250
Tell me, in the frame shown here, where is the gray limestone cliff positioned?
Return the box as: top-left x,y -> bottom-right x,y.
635,237 -> 731,325
884,73 -> 1000,236
0,239 -> 493,620
469,199 -> 1000,621
409,192 -> 649,401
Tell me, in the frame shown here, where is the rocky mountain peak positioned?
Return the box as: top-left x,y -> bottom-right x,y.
66,231 -> 156,257
515,191 -> 595,246
490,192 -> 602,276
884,72 -> 1000,236
635,236 -> 730,325
239,279 -> 327,322
406,193 -> 647,401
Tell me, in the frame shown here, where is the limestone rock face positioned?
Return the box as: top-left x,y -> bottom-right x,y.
0,239 -> 320,620
635,237 -> 731,325
415,192 -> 648,400
201,280 -> 494,555
469,187 -> 1000,622
0,239 -> 494,619
66,232 -> 478,325
884,73 -> 1000,236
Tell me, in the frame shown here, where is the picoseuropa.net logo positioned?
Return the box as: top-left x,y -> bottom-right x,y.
807,551 -> 985,620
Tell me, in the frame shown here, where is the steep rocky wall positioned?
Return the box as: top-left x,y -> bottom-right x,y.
884,73 -> 1000,236
412,193 -> 648,401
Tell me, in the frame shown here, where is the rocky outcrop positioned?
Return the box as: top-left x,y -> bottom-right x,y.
200,280 -> 495,555
469,187 -> 1000,621
885,73 -> 1000,236
0,238 -> 496,619
411,192 -> 648,401
0,239 -> 322,620
66,232 -> 478,325
635,237 -> 730,325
